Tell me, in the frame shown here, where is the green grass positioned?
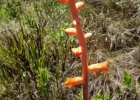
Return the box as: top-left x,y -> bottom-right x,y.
0,0 -> 140,100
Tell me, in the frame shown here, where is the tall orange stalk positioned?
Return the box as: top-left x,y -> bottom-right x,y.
67,0 -> 88,100
57,0 -> 108,100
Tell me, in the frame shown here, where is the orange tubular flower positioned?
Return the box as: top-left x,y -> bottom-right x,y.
57,0 -> 68,4
84,33 -> 92,40
65,77 -> 84,88
88,61 -> 108,72
64,28 -> 77,35
75,2 -> 84,11
71,46 -> 82,57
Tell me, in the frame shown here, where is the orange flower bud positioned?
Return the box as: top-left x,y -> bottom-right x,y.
57,0 -> 68,4
64,28 -> 77,35
88,61 -> 108,72
84,33 -> 92,40
71,46 -> 82,57
73,18 -> 80,26
75,2 -> 84,11
65,77 -> 84,88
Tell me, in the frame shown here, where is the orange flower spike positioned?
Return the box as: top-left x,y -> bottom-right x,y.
65,77 -> 84,88
71,46 -> 82,57
75,2 -> 84,11
57,0 -> 68,4
84,33 -> 92,40
64,28 -> 77,35
88,61 -> 108,72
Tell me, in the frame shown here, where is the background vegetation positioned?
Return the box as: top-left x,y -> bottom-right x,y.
0,0 -> 139,100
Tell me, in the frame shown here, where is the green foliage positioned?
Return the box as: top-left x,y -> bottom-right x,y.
123,71 -> 132,87
76,90 -> 82,100
115,86 -> 121,94
0,5 -> 10,21
138,76 -> 140,86
95,90 -> 110,100
0,0 -> 73,100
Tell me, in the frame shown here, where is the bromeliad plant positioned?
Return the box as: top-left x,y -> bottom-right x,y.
57,0 -> 108,100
